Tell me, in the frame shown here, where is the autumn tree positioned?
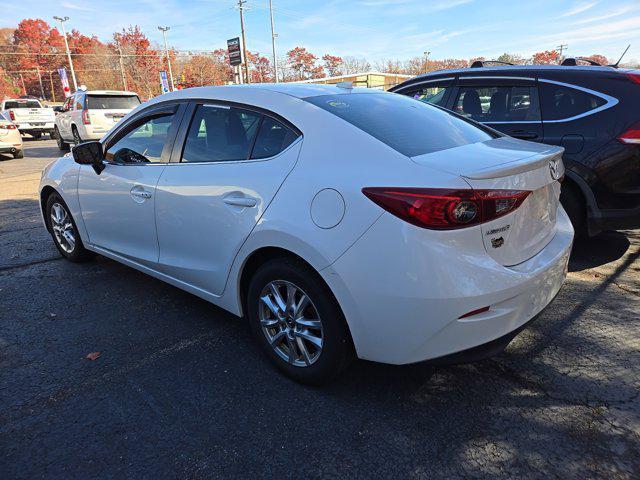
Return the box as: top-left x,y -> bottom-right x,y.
583,54 -> 609,65
322,54 -> 343,77
0,67 -> 19,100
496,53 -> 525,65
341,56 -> 371,74
113,26 -> 160,99
247,51 -> 272,83
286,47 -> 324,80
531,50 -> 559,65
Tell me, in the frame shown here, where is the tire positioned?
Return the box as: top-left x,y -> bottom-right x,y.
32,132 -> 42,140
54,127 -> 69,151
13,150 -> 24,159
45,192 -> 95,262
246,257 -> 353,385
72,126 -> 82,145
560,182 -> 587,238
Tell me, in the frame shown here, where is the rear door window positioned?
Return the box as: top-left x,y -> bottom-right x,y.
181,105 -> 262,163
454,86 -> 540,122
539,82 -> 606,121
305,93 -> 494,157
86,95 -> 141,110
251,116 -> 299,159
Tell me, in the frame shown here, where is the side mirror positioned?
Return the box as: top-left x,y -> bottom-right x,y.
72,141 -> 105,174
53,106 -> 63,113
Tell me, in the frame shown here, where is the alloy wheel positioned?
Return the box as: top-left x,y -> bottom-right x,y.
259,280 -> 324,367
50,202 -> 75,253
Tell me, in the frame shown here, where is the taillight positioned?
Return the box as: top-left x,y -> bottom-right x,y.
9,110 -> 15,121
0,124 -> 17,130
82,109 -> 91,125
619,121 -> 640,145
626,73 -> 640,85
362,187 -> 531,230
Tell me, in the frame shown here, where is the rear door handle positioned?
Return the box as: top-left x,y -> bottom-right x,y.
511,131 -> 538,140
130,186 -> 152,200
223,195 -> 257,208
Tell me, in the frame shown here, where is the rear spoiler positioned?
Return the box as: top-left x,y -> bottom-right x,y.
462,148 -> 564,180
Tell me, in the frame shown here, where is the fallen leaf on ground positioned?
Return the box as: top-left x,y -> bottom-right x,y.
49,313 -> 57,318
85,352 -> 101,361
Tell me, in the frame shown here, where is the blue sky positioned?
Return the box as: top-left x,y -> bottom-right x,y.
6,0 -> 640,63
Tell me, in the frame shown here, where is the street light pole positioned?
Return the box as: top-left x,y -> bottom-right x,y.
423,50 -> 431,74
53,16 -> 78,91
269,0 -> 278,82
115,39 -> 128,90
237,0 -> 250,84
158,26 -> 175,91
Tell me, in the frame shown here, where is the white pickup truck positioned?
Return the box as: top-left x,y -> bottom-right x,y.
1,98 -> 56,139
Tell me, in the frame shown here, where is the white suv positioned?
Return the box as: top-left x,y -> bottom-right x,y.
54,89 -> 140,150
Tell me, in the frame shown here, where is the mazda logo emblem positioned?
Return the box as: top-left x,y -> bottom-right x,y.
549,159 -> 561,180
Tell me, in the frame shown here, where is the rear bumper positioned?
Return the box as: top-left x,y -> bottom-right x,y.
78,125 -> 109,140
0,145 -> 21,153
322,206 -> 573,365
16,122 -> 54,132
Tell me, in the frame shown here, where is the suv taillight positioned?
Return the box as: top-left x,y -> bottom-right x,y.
362,187 -> 531,230
9,110 -> 15,121
0,124 -> 17,130
82,109 -> 91,125
619,121 -> 640,145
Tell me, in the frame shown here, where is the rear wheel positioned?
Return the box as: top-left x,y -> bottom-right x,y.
45,192 -> 94,262
54,127 -> 69,151
13,150 -> 23,159
246,257 -> 353,385
560,182 -> 586,238
31,132 -> 42,140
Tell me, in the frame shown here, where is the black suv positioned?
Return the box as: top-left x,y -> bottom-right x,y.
390,64 -> 640,236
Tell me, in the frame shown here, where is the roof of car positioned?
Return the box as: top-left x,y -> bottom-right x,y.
75,90 -> 139,96
409,64 -> 619,80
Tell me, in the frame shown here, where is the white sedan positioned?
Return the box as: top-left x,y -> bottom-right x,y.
39,84 -> 573,384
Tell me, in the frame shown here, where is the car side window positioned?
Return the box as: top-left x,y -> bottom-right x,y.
406,84 -> 451,107
250,116 -> 299,159
539,82 -> 606,121
62,97 -> 73,112
454,86 -> 540,122
105,112 -> 176,164
181,105 -> 262,163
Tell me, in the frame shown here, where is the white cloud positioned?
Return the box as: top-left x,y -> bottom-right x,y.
557,1 -> 598,18
61,1 -> 94,11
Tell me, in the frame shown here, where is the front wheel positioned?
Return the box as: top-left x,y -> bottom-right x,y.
246,258 -> 353,385
13,150 -> 23,159
45,192 -> 94,262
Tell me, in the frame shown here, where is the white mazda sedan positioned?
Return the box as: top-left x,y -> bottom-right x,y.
39,84 -> 573,384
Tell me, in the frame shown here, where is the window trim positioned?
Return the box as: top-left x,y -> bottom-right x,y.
538,78 -> 619,123
169,99 -> 302,165
392,76 -> 455,93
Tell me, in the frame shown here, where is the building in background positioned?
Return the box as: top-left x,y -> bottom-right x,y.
295,71 -> 412,90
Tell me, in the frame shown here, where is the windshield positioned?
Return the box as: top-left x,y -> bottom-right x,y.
305,93 -> 496,157
86,95 -> 140,110
4,100 -> 42,109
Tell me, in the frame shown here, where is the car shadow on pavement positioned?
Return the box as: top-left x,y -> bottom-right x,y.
569,230 -> 630,272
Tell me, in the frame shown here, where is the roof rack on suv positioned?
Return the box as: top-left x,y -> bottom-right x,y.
470,60 -> 515,68
561,57 -> 603,67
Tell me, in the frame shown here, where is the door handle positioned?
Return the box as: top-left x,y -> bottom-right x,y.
223,195 -> 257,208
130,186 -> 152,201
511,131 -> 538,140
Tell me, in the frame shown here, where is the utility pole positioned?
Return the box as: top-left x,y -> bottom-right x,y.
237,0 -> 250,83
36,66 -> 46,100
269,0 -> 278,82
158,26 -> 175,91
556,44 -> 568,61
19,73 -> 26,95
115,39 -> 128,90
53,16 -> 78,91
49,71 -> 56,102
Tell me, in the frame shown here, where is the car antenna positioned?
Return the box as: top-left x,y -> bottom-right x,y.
609,45 -> 631,68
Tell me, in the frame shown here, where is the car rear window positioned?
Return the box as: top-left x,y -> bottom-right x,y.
305,93 -> 495,157
86,95 -> 140,110
4,100 -> 41,109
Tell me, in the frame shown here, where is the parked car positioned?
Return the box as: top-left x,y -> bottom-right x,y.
0,112 -> 23,158
390,64 -> 640,236
39,84 -> 572,384
1,97 -> 55,139
54,89 -> 141,150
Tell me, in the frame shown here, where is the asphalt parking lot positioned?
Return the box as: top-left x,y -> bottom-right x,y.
1,138 -> 639,479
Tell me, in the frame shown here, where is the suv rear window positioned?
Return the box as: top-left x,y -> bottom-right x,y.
539,83 -> 606,121
305,93 -> 494,157
4,100 -> 41,109
86,95 -> 140,110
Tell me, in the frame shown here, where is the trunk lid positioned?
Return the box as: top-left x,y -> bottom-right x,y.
411,136 -> 565,266
88,109 -> 131,130
11,107 -> 55,123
